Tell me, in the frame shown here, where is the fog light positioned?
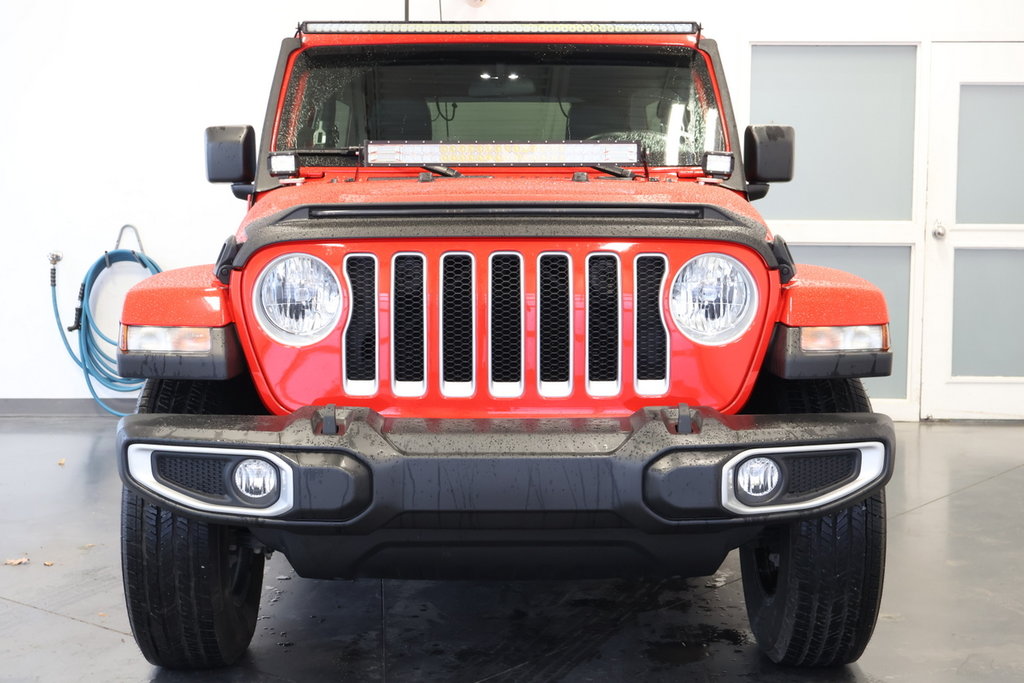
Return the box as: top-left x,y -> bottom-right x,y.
736,457 -> 781,500
233,459 -> 278,501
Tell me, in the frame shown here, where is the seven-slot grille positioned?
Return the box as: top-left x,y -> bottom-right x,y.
342,251 -> 669,398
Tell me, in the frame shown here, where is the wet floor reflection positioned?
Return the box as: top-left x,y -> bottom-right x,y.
4,419 -> 1024,681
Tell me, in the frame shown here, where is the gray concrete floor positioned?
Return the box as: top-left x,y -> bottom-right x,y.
2,418 -> 1023,682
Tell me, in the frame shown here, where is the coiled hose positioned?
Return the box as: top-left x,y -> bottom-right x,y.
51,244 -> 161,416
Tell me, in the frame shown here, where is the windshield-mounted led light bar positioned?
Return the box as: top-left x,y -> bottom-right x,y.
365,141 -> 640,166
301,21 -> 699,35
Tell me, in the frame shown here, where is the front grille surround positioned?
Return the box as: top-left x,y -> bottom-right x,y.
331,245 -> 710,403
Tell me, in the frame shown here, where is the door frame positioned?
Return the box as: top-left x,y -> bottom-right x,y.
920,41 -> 1024,420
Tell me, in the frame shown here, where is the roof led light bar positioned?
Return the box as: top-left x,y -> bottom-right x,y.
301,21 -> 699,35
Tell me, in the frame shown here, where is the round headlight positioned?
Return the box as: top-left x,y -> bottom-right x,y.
669,254 -> 757,345
255,254 -> 342,345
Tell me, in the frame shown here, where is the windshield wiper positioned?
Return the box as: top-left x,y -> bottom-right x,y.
421,164 -> 462,178
591,163 -> 635,179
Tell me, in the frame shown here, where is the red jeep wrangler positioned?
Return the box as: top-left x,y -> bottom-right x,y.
116,21 -> 894,669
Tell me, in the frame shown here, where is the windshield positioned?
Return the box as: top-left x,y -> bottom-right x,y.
275,44 -> 727,167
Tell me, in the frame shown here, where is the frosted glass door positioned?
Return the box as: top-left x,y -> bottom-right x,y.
921,44 -> 1024,419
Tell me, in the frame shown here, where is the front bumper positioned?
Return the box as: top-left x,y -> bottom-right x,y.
118,406 -> 894,578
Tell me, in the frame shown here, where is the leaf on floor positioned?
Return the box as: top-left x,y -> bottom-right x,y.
43,561 -> 55,567
57,459 -> 66,467
4,557 -> 29,566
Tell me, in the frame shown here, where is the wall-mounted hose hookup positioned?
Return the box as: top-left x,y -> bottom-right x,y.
49,226 -> 162,416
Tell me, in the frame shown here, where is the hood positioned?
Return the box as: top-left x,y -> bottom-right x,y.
235,176 -> 768,241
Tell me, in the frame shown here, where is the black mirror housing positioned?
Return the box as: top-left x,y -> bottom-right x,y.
206,126 -> 256,183
744,125 -> 795,184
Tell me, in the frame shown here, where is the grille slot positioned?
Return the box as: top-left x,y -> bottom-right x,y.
490,254 -> 523,388
344,256 -> 377,391
539,254 -> 571,390
587,254 -> 620,393
393,254 -> 426,391
635,255 -> 668,390
155,454 -> 229,497
442,254 -> 474,391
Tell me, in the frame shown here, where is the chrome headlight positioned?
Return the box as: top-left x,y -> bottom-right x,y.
254,254 -> 342,345
669,254 -> 758,345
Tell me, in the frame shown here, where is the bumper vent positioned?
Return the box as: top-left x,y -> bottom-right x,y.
154,454 -> 229,496
785,451 -> 859,498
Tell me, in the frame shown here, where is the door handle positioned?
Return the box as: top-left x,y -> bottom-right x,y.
932,223 -> 948,239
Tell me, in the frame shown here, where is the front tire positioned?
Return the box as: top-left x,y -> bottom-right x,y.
739,377 -> 886,666
121,378 -> 267,668
121,489 -> 265,668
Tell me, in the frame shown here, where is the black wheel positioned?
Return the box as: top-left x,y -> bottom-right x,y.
121,378 -> 267,669
739,377 -> 886,666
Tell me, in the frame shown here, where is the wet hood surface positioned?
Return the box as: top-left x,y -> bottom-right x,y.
236,176 -> 767,238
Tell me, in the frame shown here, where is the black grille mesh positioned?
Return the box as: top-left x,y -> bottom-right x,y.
155,455 -> 228,496
393,255 -> 426,383
786,452 -> 858,496
490,255 -> 522,383
588,255 -> 619,383
336,250 -> 676,395
344,256 -> 377,382
635,256 -> 667,381
442,255 -> 474,383
539,255 -> 571,383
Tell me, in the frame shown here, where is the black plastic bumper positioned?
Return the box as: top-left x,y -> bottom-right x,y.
118,406 -> 894,579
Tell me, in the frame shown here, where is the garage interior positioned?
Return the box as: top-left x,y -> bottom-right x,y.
2,0 -> 1023,681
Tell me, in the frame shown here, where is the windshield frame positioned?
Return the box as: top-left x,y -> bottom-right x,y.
270,42 -> 731,170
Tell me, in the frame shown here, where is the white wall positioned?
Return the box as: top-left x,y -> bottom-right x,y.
1,0 -> 1020,399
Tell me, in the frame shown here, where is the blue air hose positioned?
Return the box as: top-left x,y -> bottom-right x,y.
50,248 -> 162,416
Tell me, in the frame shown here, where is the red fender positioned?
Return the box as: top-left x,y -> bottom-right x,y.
779,264 -> 889,327
121,266 -> 233,327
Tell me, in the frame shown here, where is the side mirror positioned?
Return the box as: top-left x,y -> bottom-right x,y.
744,124 -> 795,184
205,126 -> 255,184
